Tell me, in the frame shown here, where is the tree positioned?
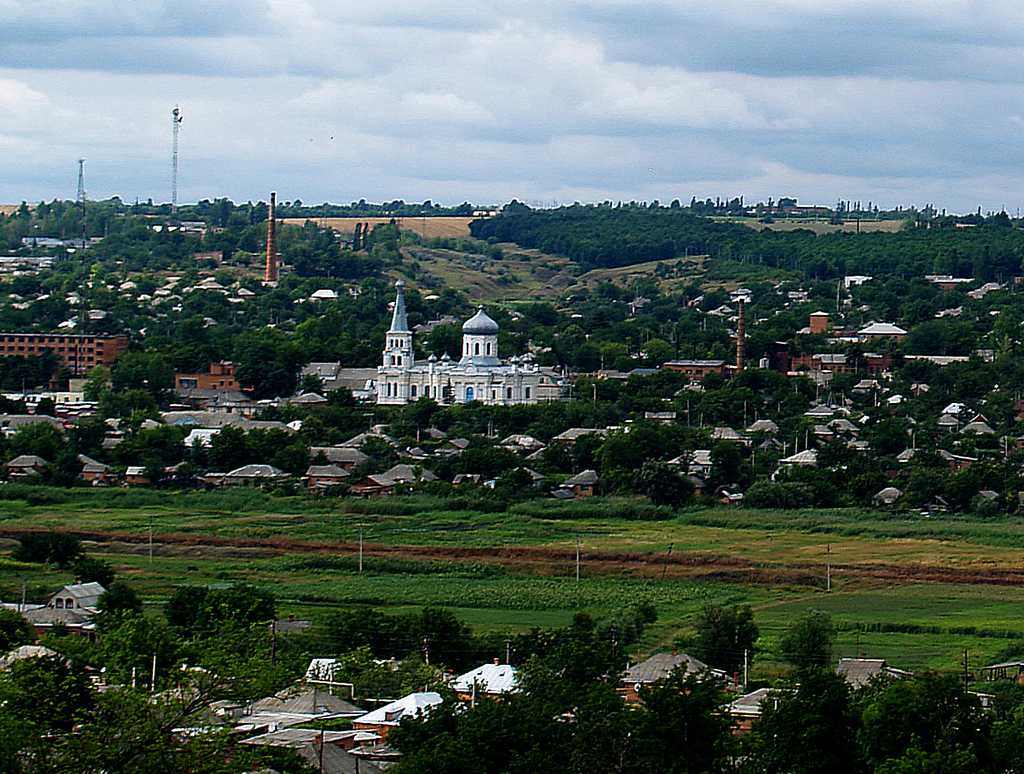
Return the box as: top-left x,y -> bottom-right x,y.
13,532 -> 82,568
745,670 -> 861,774
0,609 -> 34,651
72,555 -> 116,588
689,604 -> 758,675
9,422 -> 63,462
635,461 -> 694,508
780,610 -> 835,672
96,582 -> 143,622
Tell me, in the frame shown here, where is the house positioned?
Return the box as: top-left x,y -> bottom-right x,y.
78,454 -> 117,486
124,466 -> 151,486
221,464 -> 289,487
309,446 -> 370,470
500,434 -> 545,454
777,449 -> 817,468
451,661 -> 519,701
305,464 -> 350,492
240,729 -> 384,774
174,361 -> 241,392
560,469 -> 599,498
727,688 -> 792,733
250,684 -> 366,721
352,692 -> 443,739
621,652 -> 716,702
858,322 -> 908,341
836,657 -> 911,688
662,359 -> 727,380
349,464 -> 437,496
20,582 -> 105,638
6,454 -> 48,479
746,419 -> 779,435
552,427 -> 609,445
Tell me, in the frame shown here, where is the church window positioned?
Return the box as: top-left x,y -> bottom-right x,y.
397,356 -> 402,366
486,342 -> 492,355
466,386 -> 475,401
491,390 -> 496,400
474,342 -> 480,355
411,384 -> 417,398
524,387 -> 532,399
506,387 -> 512,399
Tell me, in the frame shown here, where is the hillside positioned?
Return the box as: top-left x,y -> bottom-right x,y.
282,215 -> 475,239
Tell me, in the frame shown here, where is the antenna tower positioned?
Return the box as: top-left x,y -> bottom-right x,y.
171,106 -> 183,215
76,159 -> 87,249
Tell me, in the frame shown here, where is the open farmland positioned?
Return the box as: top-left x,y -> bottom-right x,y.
2,489 -> 1024,677
282,216 -> 477,239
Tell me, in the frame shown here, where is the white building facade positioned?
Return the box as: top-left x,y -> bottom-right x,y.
377,281 -> 554,406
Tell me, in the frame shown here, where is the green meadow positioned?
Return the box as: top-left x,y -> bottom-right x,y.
1,486 -> 1023,677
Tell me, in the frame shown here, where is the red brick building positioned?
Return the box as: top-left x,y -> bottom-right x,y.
0,333 -> 128,376
175,361 -> 240,391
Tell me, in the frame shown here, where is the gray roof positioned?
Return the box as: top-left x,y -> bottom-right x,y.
462,306 -> 499,335
306,464 -> 350,478
623,652 -> 709,684
836,657 -> 911,688
251,685 -> 365,717
563,469 -> 599,486
309,446 -> 369,466
225,464 -> 287,479
389,280 -> 409,333
7,454 -> 48,468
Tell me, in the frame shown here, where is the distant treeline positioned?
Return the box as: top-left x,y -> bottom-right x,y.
470,205 -> 1024,279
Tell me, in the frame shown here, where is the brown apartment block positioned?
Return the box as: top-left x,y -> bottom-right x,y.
0,333 -> 128,375
175,361 -> 240,391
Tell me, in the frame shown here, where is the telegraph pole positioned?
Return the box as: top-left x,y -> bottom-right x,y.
826,544 -> 832,592
171,106 -> 183,215
76,159 -> 86,249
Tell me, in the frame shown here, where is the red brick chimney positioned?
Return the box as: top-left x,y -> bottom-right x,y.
264,192 -> 278,284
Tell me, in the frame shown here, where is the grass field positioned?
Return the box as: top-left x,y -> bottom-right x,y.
282,216 -> 477,239
396,243 -> 577,301
0,488 -> 1020,676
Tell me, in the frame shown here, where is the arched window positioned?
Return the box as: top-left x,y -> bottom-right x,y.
411,384 -> 417,398
466,386 -> 475,401
474,342 -> 480,355
524,387 -> 531,399
66,598 -> 74,609
506,387 -> 512,399
486,342 -> 492,355
55,598 -> 64,609
397,356 -> 402,366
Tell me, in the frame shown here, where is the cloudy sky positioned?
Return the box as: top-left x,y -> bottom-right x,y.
2,0 -> 1024,211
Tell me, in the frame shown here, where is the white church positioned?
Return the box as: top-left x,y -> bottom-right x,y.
377,280 -> 557,406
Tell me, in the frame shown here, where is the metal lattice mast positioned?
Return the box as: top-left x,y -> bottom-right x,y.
76,159 -> 86,248
171,106 -> 182,214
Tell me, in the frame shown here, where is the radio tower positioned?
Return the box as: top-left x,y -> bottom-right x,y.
76,159 -> 87,249
171,106 -> 183,215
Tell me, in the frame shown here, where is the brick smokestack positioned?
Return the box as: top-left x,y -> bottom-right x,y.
736,298 -> 746,372
264,192 -> 278,284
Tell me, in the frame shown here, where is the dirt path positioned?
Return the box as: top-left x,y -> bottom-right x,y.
7,526 -> 1024,588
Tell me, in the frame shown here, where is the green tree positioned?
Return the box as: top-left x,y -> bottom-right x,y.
780,609 -> 835,672
0,609 -> 34,651
635,461 -> 694,508
689,603 -> 758,675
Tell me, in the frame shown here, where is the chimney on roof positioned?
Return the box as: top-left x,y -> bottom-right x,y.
736,298 -> 746,372
264,192 -> 278,284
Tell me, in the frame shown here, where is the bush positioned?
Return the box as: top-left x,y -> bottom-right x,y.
744,481 -> 814,510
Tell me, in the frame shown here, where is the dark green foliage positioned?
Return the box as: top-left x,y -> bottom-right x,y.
635,460 -> 694,507
12,531 -> 82,568
164,584 -> 276,636
72,555 -> 116,588
0,609 -> 34,652
688,603 -> 758,675
780,609 -> 836,672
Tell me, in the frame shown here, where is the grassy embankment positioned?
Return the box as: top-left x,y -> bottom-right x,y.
0,487 -> 1021,675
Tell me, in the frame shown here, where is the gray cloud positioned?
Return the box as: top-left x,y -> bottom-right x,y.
2,1 -> 1024,210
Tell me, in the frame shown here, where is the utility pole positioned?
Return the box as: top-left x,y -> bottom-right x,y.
575,536 -> 581,584
171,106 -> 183,215
151,653 -> 157,692
826,544 -> 832,592
505,639 -> 511,665
743,649 -> 749,688
358,526 -> 364,574
148,521 -> 154,563
963,650 -> 970,693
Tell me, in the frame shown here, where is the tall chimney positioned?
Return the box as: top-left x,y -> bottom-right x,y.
736,298 -> 746,372
264,192 -> 278,284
